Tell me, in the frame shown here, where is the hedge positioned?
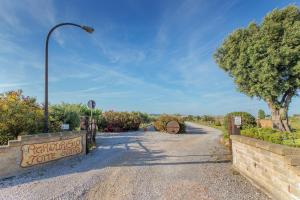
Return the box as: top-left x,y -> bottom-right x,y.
241,127 -> 300,147
241,128 -> 287,144
97,111 -> 142,132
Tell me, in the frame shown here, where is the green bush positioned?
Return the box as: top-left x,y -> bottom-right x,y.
153,115 -> 185,133
49,103 -> 102,131
133,112 -> 154,124
241,128 -> 287,144
80,105 -> 102,121
224,112 -> 256,131
49,103 -> 81,131
98,111 -> 142,132
214,120 -> 222,126
0,134 -> 15,146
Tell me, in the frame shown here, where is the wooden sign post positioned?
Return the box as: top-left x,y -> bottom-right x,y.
228,116 -> 241,153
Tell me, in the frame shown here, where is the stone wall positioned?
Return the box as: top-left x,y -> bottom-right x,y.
231,135 -> 300,200
0,131 -> 86,179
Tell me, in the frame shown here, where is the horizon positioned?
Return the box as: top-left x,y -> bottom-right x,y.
1,0 -> 299,116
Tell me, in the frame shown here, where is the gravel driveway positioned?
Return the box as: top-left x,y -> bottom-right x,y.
0,122 -> 269,200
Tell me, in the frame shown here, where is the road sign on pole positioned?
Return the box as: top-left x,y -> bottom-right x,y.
87,100 -> 96,109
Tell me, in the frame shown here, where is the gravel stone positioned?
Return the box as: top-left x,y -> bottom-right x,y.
0,122 -> 269,200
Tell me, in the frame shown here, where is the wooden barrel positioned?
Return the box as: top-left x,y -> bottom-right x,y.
166,121 -> 180,134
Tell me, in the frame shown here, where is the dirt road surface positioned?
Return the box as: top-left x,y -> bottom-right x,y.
0,122 -> 268,200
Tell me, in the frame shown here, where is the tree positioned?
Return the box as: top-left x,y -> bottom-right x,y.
258,109 -> 266,119
214,6 -> 300,132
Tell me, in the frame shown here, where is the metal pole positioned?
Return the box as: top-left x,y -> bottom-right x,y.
44,23 -> 94,133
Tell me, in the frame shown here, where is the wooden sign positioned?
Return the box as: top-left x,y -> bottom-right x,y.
21,136 -> 83,167
166,121 -> 180,134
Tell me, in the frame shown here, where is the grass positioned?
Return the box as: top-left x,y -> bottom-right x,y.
290,116 -> 300,130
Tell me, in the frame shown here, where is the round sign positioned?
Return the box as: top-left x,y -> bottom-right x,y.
166,121 -> 180,134
87,100 -> 96,109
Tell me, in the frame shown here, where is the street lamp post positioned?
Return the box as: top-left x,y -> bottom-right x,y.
44,23 -> 94,133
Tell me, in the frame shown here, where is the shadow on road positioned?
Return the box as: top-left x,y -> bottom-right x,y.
0,129 -> 230,189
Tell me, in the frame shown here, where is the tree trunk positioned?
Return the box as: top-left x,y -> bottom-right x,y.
271,107 -> 291,132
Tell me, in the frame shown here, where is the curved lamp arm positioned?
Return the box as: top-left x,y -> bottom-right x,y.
44,23 -> 94,132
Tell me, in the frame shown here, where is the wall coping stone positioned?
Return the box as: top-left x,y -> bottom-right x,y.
18,131 -> 84,141
231,135 -> 300,156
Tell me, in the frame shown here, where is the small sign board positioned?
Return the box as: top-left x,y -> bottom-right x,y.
234,116 -> 242,126
61,124 -> 69,130
87,100 -> 96,109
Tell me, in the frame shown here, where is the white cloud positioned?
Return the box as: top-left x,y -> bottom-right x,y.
0,0 -> 56,32
92,35 -> 146,64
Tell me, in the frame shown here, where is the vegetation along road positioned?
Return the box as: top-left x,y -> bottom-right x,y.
0,122 -> 269,200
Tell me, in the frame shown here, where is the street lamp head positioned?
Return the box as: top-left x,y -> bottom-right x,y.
81,25 -> 94,33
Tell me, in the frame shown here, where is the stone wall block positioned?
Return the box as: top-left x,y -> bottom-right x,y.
231,135 -> 300,200
0,131 -> 87,179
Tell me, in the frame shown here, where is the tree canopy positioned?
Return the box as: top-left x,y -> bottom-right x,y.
258,109 -> 266,119
214,6 -> 300,131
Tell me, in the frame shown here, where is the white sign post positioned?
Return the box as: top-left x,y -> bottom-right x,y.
61,124 -> 69,131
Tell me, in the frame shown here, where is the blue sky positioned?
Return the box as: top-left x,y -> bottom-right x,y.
0,0 -> 299,116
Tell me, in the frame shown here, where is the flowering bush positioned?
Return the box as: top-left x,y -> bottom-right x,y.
0,90 -> 44,145
97,111 -> 142,132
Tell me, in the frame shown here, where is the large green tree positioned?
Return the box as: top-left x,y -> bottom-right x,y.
214,6 -> 300,132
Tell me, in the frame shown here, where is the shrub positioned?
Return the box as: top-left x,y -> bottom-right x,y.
0,90 -> 44,142
98,111 -> 142,132
185,115 -> 195,121
49,103 -> 81,131
0,134 -> 15,146
224,112 -> 256,131
214,120 -> 222,126
241,128 -> 287,144
242,127 -> 300,147
202,115 -> 215,123
153,115 -> 185,133
133,112 -> 154,124
49,103 -> 102,131
80,105 -> 102,121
